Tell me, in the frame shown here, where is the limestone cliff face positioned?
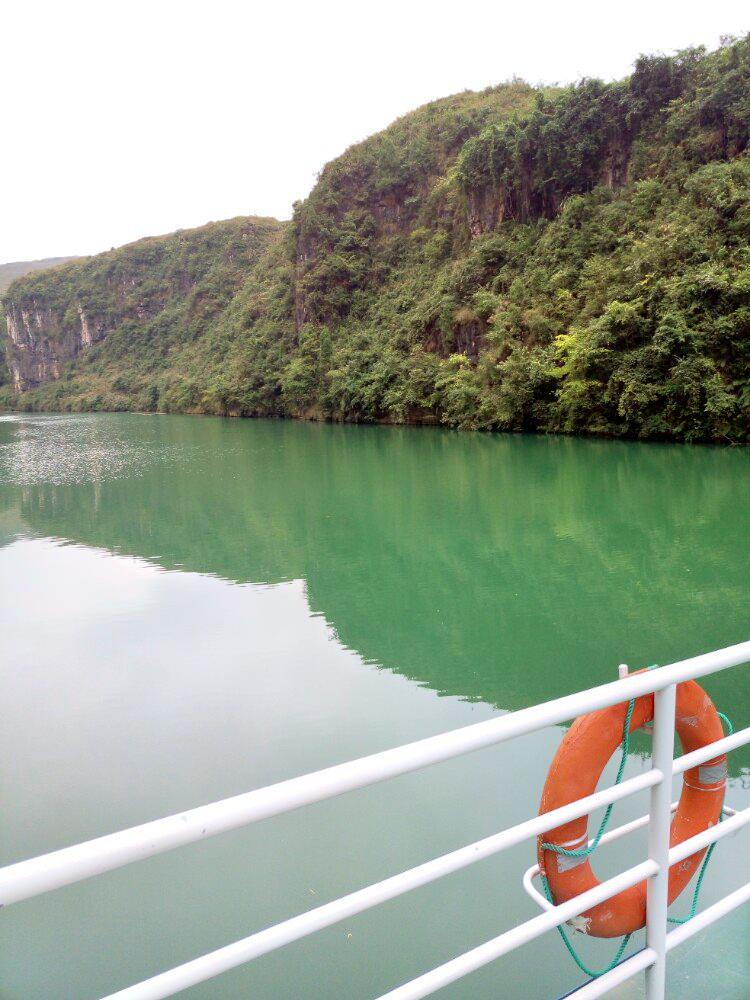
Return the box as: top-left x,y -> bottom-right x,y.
2,216 -> 281,393
463,135 -> 633,238
289,84 -> 637,327
466,185 -> 507,237
4,273 -> 166,391
290,82 -> 540,331
5,299 -> 108,390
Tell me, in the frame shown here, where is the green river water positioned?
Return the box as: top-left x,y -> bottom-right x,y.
0,413 -> 748,999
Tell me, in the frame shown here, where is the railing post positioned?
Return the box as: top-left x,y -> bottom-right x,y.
645,682 -> 677,1000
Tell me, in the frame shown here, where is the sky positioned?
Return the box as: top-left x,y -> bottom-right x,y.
2,0 -> 747,263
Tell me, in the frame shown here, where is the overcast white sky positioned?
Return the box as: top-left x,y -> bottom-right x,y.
2,0 -> 747,263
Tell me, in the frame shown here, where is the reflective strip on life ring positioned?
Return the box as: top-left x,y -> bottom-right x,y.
537,680 -> 727,938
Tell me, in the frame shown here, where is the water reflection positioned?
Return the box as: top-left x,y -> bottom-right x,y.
1,412 -> 748,759
1,413 -> 748,999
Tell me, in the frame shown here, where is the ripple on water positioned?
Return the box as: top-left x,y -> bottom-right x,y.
0,414 -> 192,487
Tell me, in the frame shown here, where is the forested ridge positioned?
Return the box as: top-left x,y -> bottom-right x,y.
3,35 -> 749,442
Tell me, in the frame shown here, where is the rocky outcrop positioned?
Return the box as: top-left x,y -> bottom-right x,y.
464,135 -> 633,238
466,185 -> 506,237
6,301 -> 63,390
5,299 -> 109,391
2,216 -> 282,393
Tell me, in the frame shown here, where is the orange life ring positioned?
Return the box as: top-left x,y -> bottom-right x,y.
537,680 -> 727,938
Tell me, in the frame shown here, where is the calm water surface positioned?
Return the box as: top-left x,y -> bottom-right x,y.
0,413 -> 748,999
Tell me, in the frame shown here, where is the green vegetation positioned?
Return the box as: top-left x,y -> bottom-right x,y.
3,36 -> 749,442
0,257 -> 78,387
1,219 -> 281,410
0,257 -> 79,295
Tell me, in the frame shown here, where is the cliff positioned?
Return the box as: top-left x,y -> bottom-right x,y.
3,35 -> 749,441
2,218 -> 282,407
0,257 -> 79,390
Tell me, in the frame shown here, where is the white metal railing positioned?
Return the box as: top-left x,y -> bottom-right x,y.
1,642 -> 749,1000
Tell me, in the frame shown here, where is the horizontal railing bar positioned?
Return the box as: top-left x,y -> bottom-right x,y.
3,642 -> 747,908
523,797 -> 735,912
380,806 -> 748,999
672,726 -> 750,774
520,732 -> 750,919
375,860 -> 658,1000
522,862 -> 555,913
98,770 -> 660,1000
666,881 -> 750,951
563,948 -> 657,999
668,806 -> 750,865
105,798 -> 748,1000
525,802 -> 680,913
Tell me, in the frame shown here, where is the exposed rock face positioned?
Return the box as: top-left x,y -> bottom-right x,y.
464,140 -> 632,238
599,139 -> 631,190
2,216 -> 281,393
294,241 -> 312,330
5,299 -> 109,391
454,315 -> 484,360
467,186 -> 506,237
77,304 -> 108,347
6,302 -> 63,390
462,129 -> 632,239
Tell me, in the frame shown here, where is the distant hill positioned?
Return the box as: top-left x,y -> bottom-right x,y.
0,257 -> 78,295
2,35 -> 749,442
0,219 -> 282,400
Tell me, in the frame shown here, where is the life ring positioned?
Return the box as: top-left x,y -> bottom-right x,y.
537,680 -> 727,938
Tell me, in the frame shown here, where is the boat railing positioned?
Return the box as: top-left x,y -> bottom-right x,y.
1,641 -> 749,1000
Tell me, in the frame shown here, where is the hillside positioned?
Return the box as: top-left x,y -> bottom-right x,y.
1,218 -> 282,407
2,35 -> 749,441
0,257 -> 79,295
0,257 -> 78,388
